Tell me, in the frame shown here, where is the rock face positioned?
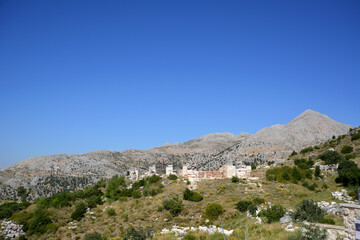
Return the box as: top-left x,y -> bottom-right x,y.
0,110 -> 352,199
0,220 -> 25,239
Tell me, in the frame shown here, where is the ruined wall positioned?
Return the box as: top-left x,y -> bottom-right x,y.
340,203 -> 360,240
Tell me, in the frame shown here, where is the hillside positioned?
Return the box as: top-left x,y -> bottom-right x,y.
0,110 -> 352,199
1,128 -> 360,240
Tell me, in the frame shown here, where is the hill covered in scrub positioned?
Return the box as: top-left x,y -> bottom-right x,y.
0,110 -> 352,200
1,127 -> 360,240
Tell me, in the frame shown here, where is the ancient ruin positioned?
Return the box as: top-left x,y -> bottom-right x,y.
179,163 -> 251,189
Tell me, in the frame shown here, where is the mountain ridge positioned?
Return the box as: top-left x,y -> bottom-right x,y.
0,110 -> 353,199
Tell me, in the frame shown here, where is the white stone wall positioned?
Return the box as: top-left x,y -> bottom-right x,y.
166,165 -> 174,176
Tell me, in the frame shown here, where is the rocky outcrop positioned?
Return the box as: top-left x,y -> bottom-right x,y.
0,220 -> 25,239
0,110 -> 352,199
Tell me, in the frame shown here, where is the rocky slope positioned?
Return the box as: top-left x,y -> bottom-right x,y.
0,110 -> 352,199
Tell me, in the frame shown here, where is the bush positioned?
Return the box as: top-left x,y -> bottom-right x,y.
106,208 -> 116,216
338,160 -> 357,174
86,195 -> 102,208
147,175 -> 161,184
319,216 -> 335,225
183,188 -> 203,202
351,132 -> 360,141
315,166 -> 321,178
204,203 -> 224,220
143,185 -> 162,197
294,159 -> 314,169
318,151 -> 344,165
27,207 -> 53,235
251,165 -> 256,170
123,227 -> 151,240
163,196 -> 183,216
183,233 -> 197,240
131,190 -> 142,199
335,167 -> 360,187
341,145 -> 354,154
168,174 -> 178,180
303,224 -> 327,240
231,176 -> 240,183
293,200 -> 324,222
235,200 -> 252,212
300,147 -> 313,154
105,176 -> 126,201
0,202 -> 30,219
258,204 -> 285,223
84,232 -> 103,240
71,202 -> 87,221
290,151 -> 298,157
345,154 -> 356,160
252,197 -> 265,205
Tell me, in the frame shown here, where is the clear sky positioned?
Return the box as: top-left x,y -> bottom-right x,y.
0,0 -> 359,167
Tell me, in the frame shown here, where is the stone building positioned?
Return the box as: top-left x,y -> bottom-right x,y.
165,165 -> 174,176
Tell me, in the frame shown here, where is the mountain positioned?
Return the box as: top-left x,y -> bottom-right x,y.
0,110 -> 352,199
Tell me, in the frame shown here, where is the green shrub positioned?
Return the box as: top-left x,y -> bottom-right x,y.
248,204 -> 258,216
338,160 -> 357,173
84,232 -> 103,240
105,176 -> 126,201
204,203 -> 224,220
86,195 -> 102,208
300,147 -> 313,154
0,202 -> 30,219
341,145 -> 354,154
143,185 -> 162,197
163,196 -> 183,216
106,208 -> 116,216
319,216 -> 335,225
303,224 -> 327,240
258,204 -> 285,223
294,159 -> 314,169
71,202 -> 87,221
132,179 -> 146,190
292,167 -> 302,181
351,133 -> 360,141
315,166 -> 321,178
168,174 -> 178,180
235,200 -> 252,212
335,167 -> 360,187
123,227 -> 151,240
290,151 -> 298,157
345,154 -> 356,160
28,207 -> 53,235
293,200 -> 324,222
318,151 -> 344,165
183,233 -> 197,240
252,197 -> 265,205
131,190 -> 142,199
147,175 -> 162,184
231,176 -> 240,183
251,165 -> 256,170
183,188 -> 203,202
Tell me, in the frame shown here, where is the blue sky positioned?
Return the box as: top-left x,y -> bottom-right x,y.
0,0 -> 359,167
